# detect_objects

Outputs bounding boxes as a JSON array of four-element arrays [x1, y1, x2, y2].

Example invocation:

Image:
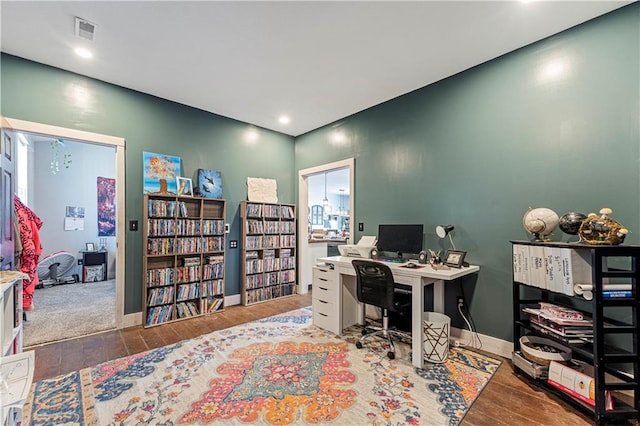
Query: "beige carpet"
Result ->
[[23, 279, 116, 347]]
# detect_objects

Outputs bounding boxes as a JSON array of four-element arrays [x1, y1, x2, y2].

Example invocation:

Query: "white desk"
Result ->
[[314, 256, 480, 368]]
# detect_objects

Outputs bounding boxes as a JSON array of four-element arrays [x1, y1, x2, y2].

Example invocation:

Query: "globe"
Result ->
[[523, 207, 560, 241], [558, 212, 587, 235]]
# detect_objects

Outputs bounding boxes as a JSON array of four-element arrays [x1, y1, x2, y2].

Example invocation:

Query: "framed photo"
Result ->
[[176, 177, 193, 196], [444, 250, 466, 268], [86, 242, 96, 252], [197, 169, 223, 198]]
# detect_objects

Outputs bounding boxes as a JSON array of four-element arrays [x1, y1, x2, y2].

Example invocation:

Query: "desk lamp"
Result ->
[[435, 225, 456, 250]]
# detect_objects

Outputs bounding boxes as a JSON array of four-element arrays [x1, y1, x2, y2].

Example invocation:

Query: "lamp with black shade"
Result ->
[[436, 225, 468, 268]]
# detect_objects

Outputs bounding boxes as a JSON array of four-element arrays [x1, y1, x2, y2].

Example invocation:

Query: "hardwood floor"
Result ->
[[28, 293, 598, 425]]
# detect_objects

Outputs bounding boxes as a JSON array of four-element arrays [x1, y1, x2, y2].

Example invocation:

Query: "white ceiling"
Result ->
[[1, 1, 631, 137]]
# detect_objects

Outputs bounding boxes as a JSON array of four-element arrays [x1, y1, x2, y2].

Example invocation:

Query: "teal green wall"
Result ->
[[1, 54, 295, 314], [295, 4, 639, 341], [2, 4, 637, 343]]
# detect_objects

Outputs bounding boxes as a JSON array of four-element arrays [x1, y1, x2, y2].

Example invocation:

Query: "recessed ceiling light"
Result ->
[[74, 47, 93, 59], [278, 115, 290, 125]]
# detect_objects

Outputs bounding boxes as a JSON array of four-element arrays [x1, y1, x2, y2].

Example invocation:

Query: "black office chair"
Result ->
[[352, 259, 412, 359]]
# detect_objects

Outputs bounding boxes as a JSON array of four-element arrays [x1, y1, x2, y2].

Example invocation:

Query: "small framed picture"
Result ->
[[444, 250, 466, 268], [176, 177, 194, 196], [86, 242, 96, 252]]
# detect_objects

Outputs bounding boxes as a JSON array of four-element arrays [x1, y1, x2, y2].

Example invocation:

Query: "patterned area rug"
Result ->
[[23, 307, 501, 425]]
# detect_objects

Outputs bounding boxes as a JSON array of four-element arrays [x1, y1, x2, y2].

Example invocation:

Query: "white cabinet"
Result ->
[[312, 264, 341, 335], [1, 272, 25, 357]]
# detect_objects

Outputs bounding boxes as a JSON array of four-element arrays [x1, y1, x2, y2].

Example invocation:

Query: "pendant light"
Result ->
[[322, 172, 331, 213]]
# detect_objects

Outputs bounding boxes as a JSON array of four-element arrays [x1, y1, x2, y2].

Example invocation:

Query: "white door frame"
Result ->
[[1, 116, 126, 329], [298, 158, 354, 293]]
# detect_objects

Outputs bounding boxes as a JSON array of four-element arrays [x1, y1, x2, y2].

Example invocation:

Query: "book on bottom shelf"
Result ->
[[547, 361, 613, 410], [206, 297, 224, 313]]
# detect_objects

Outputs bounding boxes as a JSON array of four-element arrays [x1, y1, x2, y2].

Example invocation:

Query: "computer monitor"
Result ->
[[376, 224, 424, 258]]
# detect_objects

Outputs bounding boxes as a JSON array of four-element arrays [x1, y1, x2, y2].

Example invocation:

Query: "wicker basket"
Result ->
[[519, 336, 571, 366]]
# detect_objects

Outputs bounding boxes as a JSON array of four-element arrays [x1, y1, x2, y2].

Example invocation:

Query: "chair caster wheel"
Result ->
[[361, 328, 368, 336], [387, 351, 395, 360], [355, 341, 363, 349]]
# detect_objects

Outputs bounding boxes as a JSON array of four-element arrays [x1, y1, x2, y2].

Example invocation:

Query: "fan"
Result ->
[[36, 251, 78, 287]]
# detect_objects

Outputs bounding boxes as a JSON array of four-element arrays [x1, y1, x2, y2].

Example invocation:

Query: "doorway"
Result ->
[[2, 117, 125, 346], [298, 158, 354, 293]]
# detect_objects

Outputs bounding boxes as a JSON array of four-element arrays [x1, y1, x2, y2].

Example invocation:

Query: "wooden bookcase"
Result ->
[[240, 201, 297, 305], [511, 241, 639, 425], [143, 194, 226, 327]]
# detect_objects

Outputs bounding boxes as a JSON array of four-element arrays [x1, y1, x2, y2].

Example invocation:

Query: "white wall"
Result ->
[[33, 139, 116, 278]]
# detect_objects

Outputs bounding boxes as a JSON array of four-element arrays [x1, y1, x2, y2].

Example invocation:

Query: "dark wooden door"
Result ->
[[1, 128, 15, 271]]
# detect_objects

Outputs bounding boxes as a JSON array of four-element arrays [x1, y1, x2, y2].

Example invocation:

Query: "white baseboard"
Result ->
[[225, 294, 241, 306], [450, 326, 513, 359], [122, 312, 142, 328]]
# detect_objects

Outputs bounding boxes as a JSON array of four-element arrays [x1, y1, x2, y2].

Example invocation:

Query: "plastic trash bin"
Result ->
[[423, 312, 451, 363]]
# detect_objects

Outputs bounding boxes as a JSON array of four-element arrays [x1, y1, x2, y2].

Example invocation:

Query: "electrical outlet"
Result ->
[[457, 296, 464, 306], [449, 338, 461, 347]]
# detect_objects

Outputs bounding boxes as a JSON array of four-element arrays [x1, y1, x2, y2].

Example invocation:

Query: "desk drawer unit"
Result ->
[[312, 265, 340, 334]]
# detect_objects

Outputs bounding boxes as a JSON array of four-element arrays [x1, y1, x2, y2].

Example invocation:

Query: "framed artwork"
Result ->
[[143, 151, 181, 194], [247, 177, 277, 203], [197, 169, 222, 198], [177, 177, 194, 196], [97, 177, 116, 236], [86, 242, 96, 252], [444, 250, 466, 268]]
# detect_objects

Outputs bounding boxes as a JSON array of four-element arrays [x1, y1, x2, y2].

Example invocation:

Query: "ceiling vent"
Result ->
[[74, 17, 97, 42]]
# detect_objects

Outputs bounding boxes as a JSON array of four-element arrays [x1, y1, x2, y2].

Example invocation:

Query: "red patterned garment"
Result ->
[[14, 195, 43, 310]]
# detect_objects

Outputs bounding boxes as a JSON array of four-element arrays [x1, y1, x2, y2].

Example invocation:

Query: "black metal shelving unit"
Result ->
[[511, 241, 639, 425]]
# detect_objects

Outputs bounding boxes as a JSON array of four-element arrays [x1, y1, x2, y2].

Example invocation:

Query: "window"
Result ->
[[15, 133, 30, 203], [310, 205, 324, 226]]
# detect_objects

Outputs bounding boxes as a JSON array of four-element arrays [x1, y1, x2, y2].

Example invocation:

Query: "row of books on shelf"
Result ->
[[148, 286, 175, 306], [203, 279, 224, 296], [146, 296, 225, 326], [147, 236, 224, 255], [246, 249, 293, 258], [245, 271, 296, 289], [245, 236, 296, 249], [147, 219, 224, 237], [203, 262, 224, 280], [201, 219, 225, 235], [146, 305, 173, 325], [177, 283, 200, 301], [148, 199, 193, 218], [245, 283, 296, 304], [147, 263, 225, 286], [245, 204, 295, 219], [206, 297, 224, 313], [176, 301, 199, 318]]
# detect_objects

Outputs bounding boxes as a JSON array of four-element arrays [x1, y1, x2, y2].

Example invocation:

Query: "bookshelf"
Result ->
[[143, 194, 226, 327], [240, 201, 297, 305], [511, 241, 639, 425]]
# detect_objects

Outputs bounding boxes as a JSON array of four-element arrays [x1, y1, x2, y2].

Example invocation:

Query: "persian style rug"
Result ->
[[23, 307, 501, 425]]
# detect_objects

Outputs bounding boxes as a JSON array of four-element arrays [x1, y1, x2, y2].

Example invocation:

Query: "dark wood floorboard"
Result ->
[[27, 293, 622, 425]]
